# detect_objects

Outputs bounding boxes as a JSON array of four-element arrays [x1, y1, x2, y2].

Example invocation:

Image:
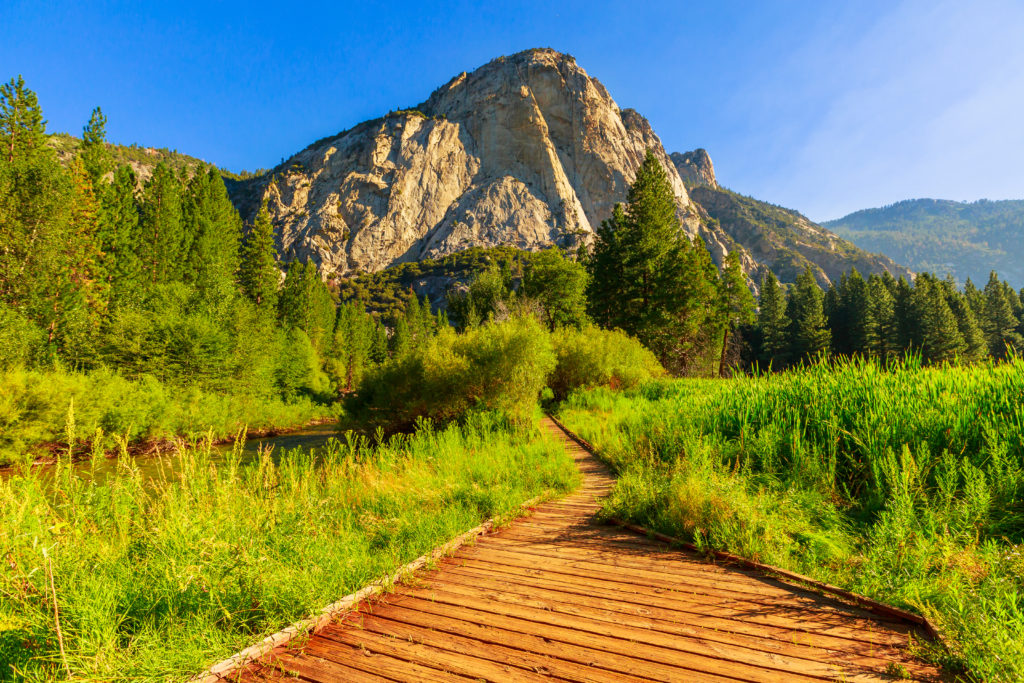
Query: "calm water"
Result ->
[[5, 421, 343, 483]]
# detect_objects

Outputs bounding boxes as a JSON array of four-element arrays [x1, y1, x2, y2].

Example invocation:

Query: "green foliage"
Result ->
[[547, 325, 663, 399], [0, 76, 46, 163], [559, 358, 1024, 681], [239, 200, 280, 312], [278, 260, 338, 351], [756, 271, 787, 367], [826, 198, 1024, 289], [520, 248, 590, 329], [0, 365, 330, 466], [0, 303, 44, 369], [80, 106, 111, 185], [587, 150, 718, 373], [784, 267, 831, 362], [347, 316, 556, 431], [0, 414, 578, 679]]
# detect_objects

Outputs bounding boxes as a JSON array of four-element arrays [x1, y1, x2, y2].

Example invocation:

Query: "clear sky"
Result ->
[[4, 0, 1023, 221]]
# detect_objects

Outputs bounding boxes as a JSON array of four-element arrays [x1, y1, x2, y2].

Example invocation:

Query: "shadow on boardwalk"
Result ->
[[235, 418, 944, 682]]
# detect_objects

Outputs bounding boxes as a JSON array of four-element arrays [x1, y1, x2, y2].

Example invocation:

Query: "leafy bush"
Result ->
[[347, 316, 555, 431], [548, 325, 663, 399], [0, 303, 45, 369]]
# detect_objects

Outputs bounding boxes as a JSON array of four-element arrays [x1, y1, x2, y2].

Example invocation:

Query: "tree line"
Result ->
[[0, 76, 447, 402], [751, 266, 1024, 369], [3, 74, 1019, 400]]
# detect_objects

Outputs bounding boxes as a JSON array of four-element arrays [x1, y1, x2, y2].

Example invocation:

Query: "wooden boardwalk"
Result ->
[[237, 418, 942, 682]]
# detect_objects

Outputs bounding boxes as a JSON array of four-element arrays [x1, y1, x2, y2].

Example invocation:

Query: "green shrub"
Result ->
[[548, 325, 663, 399], [347, 315, 555, 431], [0, 366, 332, 466], [0, 304, 45, 369]]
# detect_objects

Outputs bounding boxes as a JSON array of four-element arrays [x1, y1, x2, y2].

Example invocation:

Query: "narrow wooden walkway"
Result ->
[[238, 418, 942, 682]]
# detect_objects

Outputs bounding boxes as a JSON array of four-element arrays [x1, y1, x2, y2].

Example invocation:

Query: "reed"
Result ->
[[559, 356, 1024, 681]]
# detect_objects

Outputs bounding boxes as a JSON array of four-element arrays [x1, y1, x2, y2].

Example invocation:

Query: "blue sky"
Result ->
[[4, 0, 1023, 220]]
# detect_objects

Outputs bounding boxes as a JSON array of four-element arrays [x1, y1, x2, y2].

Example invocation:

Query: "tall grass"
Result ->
[[0, 410, 578, 680], [559, 357, 1024, 682], [0, 367, 333, 466]]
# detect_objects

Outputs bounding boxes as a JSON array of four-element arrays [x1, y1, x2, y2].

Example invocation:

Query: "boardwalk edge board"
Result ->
[[189, 488, 550, 682], [546, 413, 946, 645]]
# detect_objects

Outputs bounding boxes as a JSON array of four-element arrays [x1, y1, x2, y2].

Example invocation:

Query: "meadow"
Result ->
[[0, 410, 579, 680], [558, 357, 1024, 682]]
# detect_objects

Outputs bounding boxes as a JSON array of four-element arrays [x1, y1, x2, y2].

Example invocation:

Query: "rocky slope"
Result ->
[[227, 48, 907, 286], [227, 49, 741, 276], [670, 149, 717, 188], [670, 150, 912, 287]]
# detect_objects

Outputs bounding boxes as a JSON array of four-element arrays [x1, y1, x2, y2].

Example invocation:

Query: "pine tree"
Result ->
[[181, 168, 241, 311], [0, 76, 46, 163], [0, 78, 78, 355], [756, 271, 787, 368], [369, 319, 389, 364], [839, 268, 876, 356], [278, 260, 335, 350], [964, 278, 986, 320], [138, 162, 183, 284], [98, 166, 144, 303], [893, 277, 917, 352], [330, 301, 375, 392], [982, 271, 1023, 358], [240, 200, 280, 313], [715, 250, 755, 375], [785, 268, 831, 364], [81, 106, 112, 186], [943, 283, 986, 362], [823, 282, 844, 354], [912, 276, 964, 363], [867, 275, 898, 359], [586, 150, 717, 372]]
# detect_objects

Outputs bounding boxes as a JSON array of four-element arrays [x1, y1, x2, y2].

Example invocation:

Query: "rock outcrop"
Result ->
[[674, 149, 912, 287], [229, 49, 702, 276], [227, 49, 910, 287], [670, 149, 716, 188]]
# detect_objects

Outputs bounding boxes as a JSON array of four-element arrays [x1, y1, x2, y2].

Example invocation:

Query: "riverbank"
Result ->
[[0, 366, 337, 468]]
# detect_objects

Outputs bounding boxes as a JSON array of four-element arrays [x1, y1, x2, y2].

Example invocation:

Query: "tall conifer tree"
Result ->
[[757, 271, 788, 368], [240, 200, 280, 313], [586, 150, 717, 372], [785, 268, 831, 364]]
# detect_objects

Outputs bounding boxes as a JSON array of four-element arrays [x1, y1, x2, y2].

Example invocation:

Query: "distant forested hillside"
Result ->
[[825, 199, 1024, 288]]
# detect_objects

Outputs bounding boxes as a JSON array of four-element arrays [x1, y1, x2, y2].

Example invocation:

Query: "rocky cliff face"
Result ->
[[670, 149, 716, 188], [228, 49, 909, 287], [229, 49, 707, 276]]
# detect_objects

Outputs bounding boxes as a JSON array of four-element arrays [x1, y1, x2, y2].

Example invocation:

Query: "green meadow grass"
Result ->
[[558, 357, 1024, 682], [0, 410, 579, 681], [0, 367, 334, 467]]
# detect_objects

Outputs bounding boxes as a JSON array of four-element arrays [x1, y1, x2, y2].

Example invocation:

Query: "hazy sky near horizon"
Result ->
[[4, 0, 1022, 220]]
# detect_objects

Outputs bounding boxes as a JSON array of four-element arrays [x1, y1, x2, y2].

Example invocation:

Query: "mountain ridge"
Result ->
[[824, 198, 1024, 288], [226, 48, 903, 286]]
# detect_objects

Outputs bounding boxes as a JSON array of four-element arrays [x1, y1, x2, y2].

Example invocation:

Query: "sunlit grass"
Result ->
[[0, 410, 579, 680], [559, 357, 1024, 682], [0, 366, 334, 467]]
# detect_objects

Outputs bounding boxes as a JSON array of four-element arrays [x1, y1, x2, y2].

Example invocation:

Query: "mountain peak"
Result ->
[[670, 149, 716, 188]]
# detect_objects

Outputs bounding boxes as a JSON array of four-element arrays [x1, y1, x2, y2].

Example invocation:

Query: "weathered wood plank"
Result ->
[[227, 417, 943, 683]]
